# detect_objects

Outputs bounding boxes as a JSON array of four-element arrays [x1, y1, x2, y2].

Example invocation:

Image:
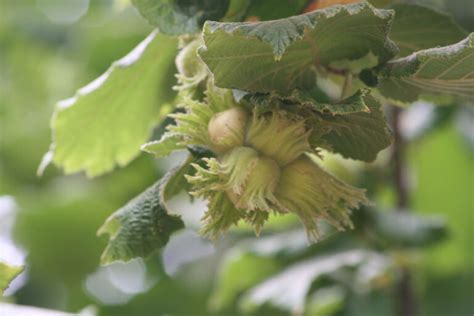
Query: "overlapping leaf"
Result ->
[[240, 250, 387, 314], [377, 33, 474, 104], [199, 2, 398, 93], [49, 32, 177, 177], [132, 0, 230, 35], [98, 165, 187, 264], [313, 94, 392, 161], [250, 91, 391, 162], [389, 4, 467, 57], [281, 88, 371, 115]]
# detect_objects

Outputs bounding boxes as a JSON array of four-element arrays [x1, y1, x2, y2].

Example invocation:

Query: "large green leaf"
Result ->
[[132, 0, 230, 35], [390, 4, 467, 57], [239, 250, 386, 314], [312, 94, 392, 162], [0, 262, 23, 294], [377, 33, 474, 104], [98, 169, 185, 265], [49, 32, 177, 177], [199, 2, 398, 93]]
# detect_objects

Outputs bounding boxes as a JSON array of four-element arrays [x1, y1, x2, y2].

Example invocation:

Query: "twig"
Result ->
[[391, 105, 417, 316]]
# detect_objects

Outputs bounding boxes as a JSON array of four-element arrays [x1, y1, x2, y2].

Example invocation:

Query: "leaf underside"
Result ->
[[199, 2, 398, 93], [377, 33, 474, 104], [389, 4, 467, 58]]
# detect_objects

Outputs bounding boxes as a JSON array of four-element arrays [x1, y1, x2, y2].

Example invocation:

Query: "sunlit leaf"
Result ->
[[49, 32, 177, 177], [0, 262, 23, 294]]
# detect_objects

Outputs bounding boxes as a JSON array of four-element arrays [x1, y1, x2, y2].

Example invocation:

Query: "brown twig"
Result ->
[[391, 105, 417, 316]]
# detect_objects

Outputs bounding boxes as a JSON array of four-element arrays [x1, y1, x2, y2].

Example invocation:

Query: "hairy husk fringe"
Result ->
[[180, 99, 368, 240], [150, 80, 368, 239]]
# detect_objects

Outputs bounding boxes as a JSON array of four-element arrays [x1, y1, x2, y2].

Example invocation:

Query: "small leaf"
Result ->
[[313, 94, 392, 162], [50, 32, 178, 177], [0, 262, 23, 295], [372, 210, 447, 248], [389, 4, 467, 57], [141, 133, 185, 158], [98, 170, 185, 265], [132, 0, 230, 35], [377, 33, 474, 104], [199, 2, 397, 93]]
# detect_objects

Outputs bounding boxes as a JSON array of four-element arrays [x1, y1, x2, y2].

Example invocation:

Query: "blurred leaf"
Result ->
[[209, 252, 281, 312], [199, 3, 397, 93], [221, 0, 252, 22], [50, 32, 177, 177], [0, 262, 23, 294], [304, 0, 362, 12], [371, 209, 447, 247], [377, 33, 474, 104], [98, 171, 185, 265], [409, 124, 474, 273], [305, 286, 345, 316], [0, 303, 90, 316], [239, 250, 380, 314], [131, 0, 230, 35], [246, 0, 307, 20], [389, 4, 467, 57]]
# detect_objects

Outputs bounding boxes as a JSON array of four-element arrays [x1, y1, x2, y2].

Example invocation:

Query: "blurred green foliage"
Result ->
[[0, 1, 473, 316]]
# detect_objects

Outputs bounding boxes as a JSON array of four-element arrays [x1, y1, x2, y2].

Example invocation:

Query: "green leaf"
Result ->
[[239, 250, 381, 314], [132, 0, 230, 35], [199, 2, 398, 93], [98, 170, 185, 265], [49, 32, 177, 177], [141, 133, 185, 158], [0, 262, 23, 294], [377, 33, 474, 104], [312, 94, 392, 162], [389, 4, 467, 58], [209, 253, 281, 312], [245, 0, 307, 21]]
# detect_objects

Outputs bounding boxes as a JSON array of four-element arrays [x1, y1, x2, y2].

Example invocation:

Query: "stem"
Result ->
[[391, 105, 417, 316], [340, 72, 353, 100]]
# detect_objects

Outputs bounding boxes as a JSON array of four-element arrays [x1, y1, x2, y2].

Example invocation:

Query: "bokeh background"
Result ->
[[0, 1, 473, 315]]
